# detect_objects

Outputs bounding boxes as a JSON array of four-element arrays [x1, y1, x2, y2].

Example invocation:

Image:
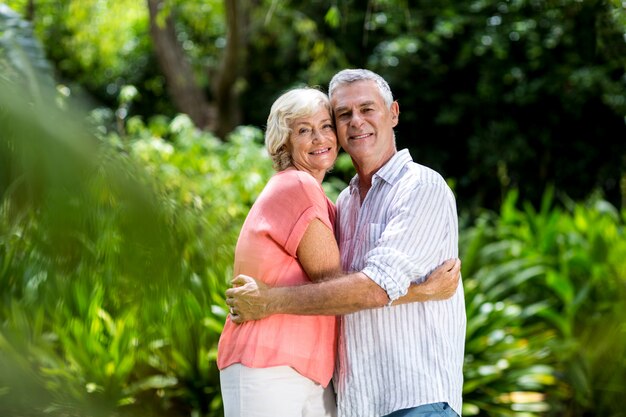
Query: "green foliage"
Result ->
[[0, 68, 273, 415], [319, 0, 626, 210], [5, 0, 625, 210], [461, 188, 626, 416], [2, 2, 626, 416]]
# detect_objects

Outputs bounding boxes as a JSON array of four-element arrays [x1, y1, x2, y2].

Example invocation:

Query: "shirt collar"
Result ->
[[349, 149, 412, 193]]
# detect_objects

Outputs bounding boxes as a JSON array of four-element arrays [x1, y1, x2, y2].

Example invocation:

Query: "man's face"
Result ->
[[331, 80, 399, 170]]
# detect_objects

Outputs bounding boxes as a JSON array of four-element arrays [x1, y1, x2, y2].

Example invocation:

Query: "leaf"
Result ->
[[324, 6, 340, 28]]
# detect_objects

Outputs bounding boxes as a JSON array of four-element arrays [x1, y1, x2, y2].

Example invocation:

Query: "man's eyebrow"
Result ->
[[334, 101, 377, 113]]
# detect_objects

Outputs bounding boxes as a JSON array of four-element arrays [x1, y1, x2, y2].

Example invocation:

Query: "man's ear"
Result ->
[[390, 101, 400, 126]]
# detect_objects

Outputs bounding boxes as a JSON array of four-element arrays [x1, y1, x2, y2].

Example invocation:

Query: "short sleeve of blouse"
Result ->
[[259, 170, 334, 258]]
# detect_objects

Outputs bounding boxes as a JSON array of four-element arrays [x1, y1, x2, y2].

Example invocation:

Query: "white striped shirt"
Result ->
[[334, 149, 466, 417]]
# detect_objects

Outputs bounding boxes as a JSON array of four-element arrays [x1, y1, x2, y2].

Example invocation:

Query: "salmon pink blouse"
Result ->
[[217, 169, 337, 386]]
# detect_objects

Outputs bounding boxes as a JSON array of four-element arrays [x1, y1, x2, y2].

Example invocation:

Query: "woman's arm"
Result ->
[[295, 218, 344, 282]]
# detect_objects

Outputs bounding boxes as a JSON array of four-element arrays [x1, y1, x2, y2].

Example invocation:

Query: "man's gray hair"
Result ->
[[328, 69, 394, 108]]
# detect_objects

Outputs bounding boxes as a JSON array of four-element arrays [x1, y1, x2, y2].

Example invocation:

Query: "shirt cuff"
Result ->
[[361, 263, 407, 304]]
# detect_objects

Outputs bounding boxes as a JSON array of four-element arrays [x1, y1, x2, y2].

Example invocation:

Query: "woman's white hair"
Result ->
[[265, 87, 331, 171]]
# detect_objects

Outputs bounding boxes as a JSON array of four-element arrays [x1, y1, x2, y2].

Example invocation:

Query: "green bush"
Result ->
[[0, 75, 273, 416], [461, 188, 626, 416], [3, 3, 624, 415], [3, 84, 626, 415], [2, 37, 625, 414]]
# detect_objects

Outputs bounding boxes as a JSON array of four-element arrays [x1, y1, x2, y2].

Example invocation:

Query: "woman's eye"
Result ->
[[299, 128, 311, 135]]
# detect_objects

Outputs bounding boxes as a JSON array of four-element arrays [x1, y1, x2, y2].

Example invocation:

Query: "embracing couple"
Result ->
[[217, 69, 466, 417]]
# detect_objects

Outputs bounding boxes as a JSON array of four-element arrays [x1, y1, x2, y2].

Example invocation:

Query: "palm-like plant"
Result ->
[[461, 188, 626, 416]]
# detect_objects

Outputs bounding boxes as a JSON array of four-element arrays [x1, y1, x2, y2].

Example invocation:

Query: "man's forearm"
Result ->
[[265, 272, 389, 316], [226, 260, 460, 323]]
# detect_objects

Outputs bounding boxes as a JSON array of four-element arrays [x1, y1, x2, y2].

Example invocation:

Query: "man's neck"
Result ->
[[354, 150, 397, 185], [354, 150, 397, 203]]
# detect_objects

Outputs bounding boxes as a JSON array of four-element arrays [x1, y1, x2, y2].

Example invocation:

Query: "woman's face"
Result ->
[[288, 107, 338, 182]]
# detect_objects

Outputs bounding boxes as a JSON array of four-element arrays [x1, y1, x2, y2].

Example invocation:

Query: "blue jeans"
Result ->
[[382, 402, 458, 417]]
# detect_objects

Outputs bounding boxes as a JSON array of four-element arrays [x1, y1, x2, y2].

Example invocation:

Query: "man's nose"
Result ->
[[349, 113, 364, 128]]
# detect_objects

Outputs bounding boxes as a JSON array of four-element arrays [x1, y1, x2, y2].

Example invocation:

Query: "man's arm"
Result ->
[[227, 271, 388, 323], [296, 219, 459, 298], [391, 258, 460, 304], [226, 259, 460, 323], [226, 209, 461, 323], [227, 216, 389, 323]]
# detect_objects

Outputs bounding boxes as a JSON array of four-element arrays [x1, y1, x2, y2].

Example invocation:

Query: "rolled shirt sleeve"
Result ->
[[361, 180, 457, 302]]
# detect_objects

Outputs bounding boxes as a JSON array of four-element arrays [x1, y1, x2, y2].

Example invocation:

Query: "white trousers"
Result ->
[[220, 363, 337, 417]]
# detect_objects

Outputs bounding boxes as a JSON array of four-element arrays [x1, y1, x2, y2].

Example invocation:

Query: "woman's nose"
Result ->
[[311, 129, 322, 142]]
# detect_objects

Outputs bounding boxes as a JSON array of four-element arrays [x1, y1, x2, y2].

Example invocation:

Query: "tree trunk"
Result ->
[[26, 0, 35, 21], [147, 0, 215, 131], [211, 0, 250, 138]]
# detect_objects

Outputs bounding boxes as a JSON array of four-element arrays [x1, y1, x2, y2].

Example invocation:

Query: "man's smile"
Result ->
[[350, 133, 373, 140]]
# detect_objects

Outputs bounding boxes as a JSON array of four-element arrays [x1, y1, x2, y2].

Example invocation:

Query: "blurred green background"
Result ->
[[1, 1, 625, 416]]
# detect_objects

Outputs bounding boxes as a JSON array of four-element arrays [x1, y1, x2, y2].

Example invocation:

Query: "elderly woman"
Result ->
[[218, 87, 341, 417], [217, 87, 458, 417]]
